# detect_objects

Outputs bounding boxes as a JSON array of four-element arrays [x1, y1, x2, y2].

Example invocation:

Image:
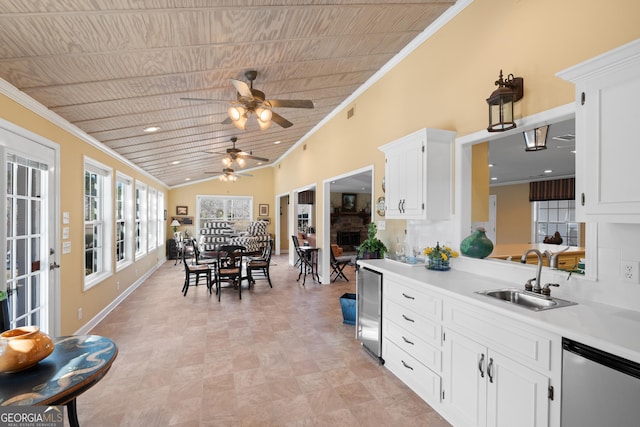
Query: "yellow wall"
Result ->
[[2, 0, 640, 333], [0, 95, 167, 334], [265, 0, 640, 249], [472, 143, 490, 222], [491, 184, 532, 244]]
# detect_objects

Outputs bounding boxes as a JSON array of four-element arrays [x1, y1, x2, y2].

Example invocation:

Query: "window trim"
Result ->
[[135, 182, 148, 259], [84, 156, 113, 290], [115, 171, 134, 272], [148, 187, 157, 250], [196, 195, 253, 235], [157, 191, 165, 251]]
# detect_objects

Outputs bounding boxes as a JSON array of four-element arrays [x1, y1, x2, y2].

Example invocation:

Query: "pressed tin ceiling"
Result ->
[[0, 0, 456, 187]]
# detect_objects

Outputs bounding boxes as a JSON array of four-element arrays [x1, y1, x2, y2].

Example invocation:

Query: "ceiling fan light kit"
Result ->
[[183, 70, 313, 131], [204, 137, 266, 181], [486, 70, 524, 132]]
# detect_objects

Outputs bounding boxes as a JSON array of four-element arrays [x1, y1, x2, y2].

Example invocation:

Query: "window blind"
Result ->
[[529, 177, 575, 201]]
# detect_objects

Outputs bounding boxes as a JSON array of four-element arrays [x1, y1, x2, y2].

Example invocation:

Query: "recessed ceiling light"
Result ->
[[185, 177, 191, 181], [544, 169, 553, 174], [274, 140, 281, 144], [143, 126, 160, 133], [489, 163, 494, 168], [491, 177, 498, 181], [552, 133, 575, 141], [171, 160, 181, 165]]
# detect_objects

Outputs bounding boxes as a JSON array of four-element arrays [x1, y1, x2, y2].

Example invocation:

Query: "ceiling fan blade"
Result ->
[[270, 111, 293, 128], [180, 97, 227, 103], [237, 172, 253, 177], [203, 150, 227, 155], [242, 154, 269, 162], [204, 171, 225, 174], [266, 99, 314, 109], [230, 79, 253, 98], [221, 117, 232, 125], [235, 151, 268, 162]]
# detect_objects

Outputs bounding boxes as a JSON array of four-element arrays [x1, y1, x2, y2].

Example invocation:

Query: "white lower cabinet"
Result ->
[[382, 277, 443, 404], [442, 328, 550, 427], [379, 275, 560, 427]]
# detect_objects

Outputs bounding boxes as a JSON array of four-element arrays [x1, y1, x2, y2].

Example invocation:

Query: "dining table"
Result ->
[[0, 334, 118, 427]]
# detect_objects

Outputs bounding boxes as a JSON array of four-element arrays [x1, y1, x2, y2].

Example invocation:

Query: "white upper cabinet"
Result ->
[[379, 128, 455, 220], [558, 39, 640, 223]]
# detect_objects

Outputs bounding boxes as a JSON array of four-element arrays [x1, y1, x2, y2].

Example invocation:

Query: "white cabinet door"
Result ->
[[443, 329, 550, 427], [380, 128, 454, 220], [443, 329, 487, 427], [383, 134, 424, 218], [559, 39, 640, 222], [486, 351, 550, 427]]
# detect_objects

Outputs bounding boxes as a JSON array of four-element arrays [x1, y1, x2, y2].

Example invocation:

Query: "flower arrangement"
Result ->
[[424, 242, 458, 271]]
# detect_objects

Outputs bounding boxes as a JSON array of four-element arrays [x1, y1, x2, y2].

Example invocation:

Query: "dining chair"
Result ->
[[330, 249, 352, 282], [194, 239, 217, 267], [247, 240, 273, 288], [291, 235, 305, 268], [181, 242, 212, 296], [215, 245, 245, 301]]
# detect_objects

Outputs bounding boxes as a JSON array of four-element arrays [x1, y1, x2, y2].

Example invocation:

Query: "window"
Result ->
[[533, 200, 579, 246], [84, 157, 113, 289], [115, 172, 133, 270], [135, 182, 147, 258], [157, 191, 165, 248], [197, 196, 252, 232], [148, 187, 157, 250]]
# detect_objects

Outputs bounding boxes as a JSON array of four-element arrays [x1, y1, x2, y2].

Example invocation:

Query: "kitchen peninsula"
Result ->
[[489, 243, 584, 270], [358, 257, 640, 427]]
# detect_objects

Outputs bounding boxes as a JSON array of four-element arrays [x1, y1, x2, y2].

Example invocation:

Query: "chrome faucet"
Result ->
[[521, 249, 543, 293], [543, 246, 569, 269]]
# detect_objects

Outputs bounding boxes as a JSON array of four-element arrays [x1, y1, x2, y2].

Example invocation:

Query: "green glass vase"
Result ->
[[460, 228, 494, 259]]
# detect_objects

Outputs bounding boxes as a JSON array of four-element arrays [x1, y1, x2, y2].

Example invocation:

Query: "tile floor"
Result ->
[[78, 254, 452, 426]]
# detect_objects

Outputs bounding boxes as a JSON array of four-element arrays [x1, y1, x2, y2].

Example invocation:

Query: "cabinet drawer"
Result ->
[[385, 299, 441, 346], [385, 277, 442, 321], [383, 338, 441, 404], [443, 300, 553, 372], [384, 319, 442, 372]]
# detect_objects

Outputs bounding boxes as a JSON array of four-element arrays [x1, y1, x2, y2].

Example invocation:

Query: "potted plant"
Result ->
[[358, 223, 388, 259]]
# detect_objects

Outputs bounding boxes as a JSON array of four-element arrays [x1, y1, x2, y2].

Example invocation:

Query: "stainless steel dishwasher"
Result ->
[[562, 337, 640, 426], [356, 267, 384, 363]]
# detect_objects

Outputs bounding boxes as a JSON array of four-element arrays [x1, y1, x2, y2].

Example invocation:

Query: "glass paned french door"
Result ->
[[1, 123, 58, 335]]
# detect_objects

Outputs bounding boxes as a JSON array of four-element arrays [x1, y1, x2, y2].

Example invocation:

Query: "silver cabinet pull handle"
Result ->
[[488, 357, 494, 383], [402, 293, 415, 300], [401, 360, 414, 371], [402, 314, 415, 323], [478, 353, 485, 378], [402, 336, 414, 345]]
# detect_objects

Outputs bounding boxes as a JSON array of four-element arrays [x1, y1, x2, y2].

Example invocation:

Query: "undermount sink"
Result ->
[[475, 288, 577, 311]]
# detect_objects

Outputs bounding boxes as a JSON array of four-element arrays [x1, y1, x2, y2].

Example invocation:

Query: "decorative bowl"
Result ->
[[0, 326, 55, 373]]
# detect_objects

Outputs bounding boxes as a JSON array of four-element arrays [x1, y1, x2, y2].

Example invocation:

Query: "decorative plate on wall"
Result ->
[[376, 196, 386, 216]]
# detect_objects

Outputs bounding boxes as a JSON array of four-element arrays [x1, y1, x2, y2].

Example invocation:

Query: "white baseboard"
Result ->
[[73, 259, 165, 335]]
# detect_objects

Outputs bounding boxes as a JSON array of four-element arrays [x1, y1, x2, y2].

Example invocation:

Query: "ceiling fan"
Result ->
[[181, 70, 314, 129], [204, 167, 252, 182], [204, 137, 268, 168]]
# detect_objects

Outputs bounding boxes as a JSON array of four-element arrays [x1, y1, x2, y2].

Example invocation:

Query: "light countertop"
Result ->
[[358, 258, 640, 364], [489, 243, 585, 260]]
